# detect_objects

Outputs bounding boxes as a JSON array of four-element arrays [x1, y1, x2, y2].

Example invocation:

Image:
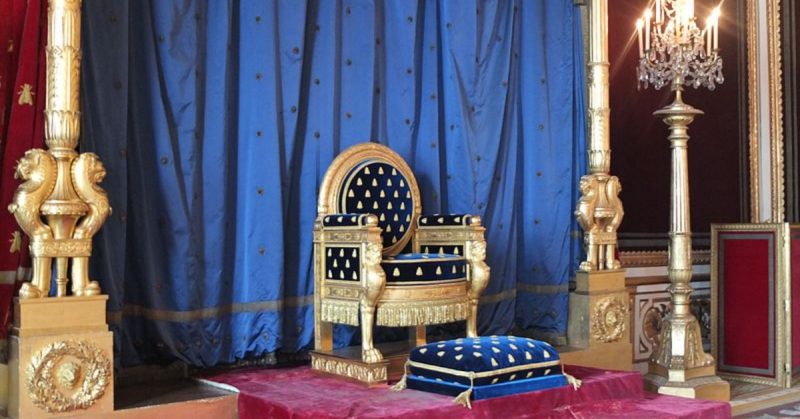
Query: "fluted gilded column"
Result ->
[[642, 83, 730, 401], [574, 0, 624, 272], [6, 2, 115, 416], [563, 0, 632, 372], [8, 0, 110, 299], [39, 0, 89, 298]]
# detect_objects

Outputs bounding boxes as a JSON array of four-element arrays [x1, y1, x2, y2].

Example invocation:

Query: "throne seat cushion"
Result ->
[[381, 253, 465, 283], [404, 336, 569, 403]]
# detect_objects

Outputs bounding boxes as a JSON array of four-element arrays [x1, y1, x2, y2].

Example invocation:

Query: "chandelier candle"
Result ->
[[637, 0, 730, 401]]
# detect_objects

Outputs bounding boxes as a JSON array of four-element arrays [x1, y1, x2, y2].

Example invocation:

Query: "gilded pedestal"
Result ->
[[8, 296, 113, 418], [562, 270, 632, 371]]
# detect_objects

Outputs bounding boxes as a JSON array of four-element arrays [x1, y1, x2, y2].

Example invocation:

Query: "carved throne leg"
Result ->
[[360, 301, 383, 363], [466, 298, 479, 338], [466, 240, 490, 338], [361, 241, 385, 363], [409, 325, 426, 347]]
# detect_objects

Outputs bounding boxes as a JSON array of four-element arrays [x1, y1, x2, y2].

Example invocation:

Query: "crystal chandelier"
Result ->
[[636, 0, 723, 91]]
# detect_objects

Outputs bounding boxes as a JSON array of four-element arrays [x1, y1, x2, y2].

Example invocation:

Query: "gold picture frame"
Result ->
[[747, 0, 785, 223], [710, 223, 797, 388]]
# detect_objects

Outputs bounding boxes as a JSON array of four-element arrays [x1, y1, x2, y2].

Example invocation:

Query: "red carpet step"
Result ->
[[203, 365, 730, 418]]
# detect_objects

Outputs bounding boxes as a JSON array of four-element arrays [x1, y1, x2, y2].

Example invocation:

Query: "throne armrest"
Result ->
[[414, 214, 483, 256], [414, 214, 489, 337], [321, 213, 375, 228], [418, 214, 474, 228]]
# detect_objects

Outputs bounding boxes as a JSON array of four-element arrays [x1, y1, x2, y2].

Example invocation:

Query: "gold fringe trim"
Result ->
[[376, 301, 468, 327], [320, 300, 360, 326]]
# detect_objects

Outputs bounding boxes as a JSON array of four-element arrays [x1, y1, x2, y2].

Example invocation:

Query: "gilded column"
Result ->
[[8, 0, 110, 299], [574, 0, 624, 272], [40, 0, 88, 298], [6, 2, 115, 416], [563, 0, 632, 372], [643, 85, 730, 401]]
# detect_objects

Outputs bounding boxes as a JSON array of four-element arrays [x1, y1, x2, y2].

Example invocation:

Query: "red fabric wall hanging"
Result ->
[[0, 0, 47, 348]]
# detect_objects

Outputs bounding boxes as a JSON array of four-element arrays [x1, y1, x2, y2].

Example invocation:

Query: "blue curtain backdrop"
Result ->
[[79, 0, 586, 367]]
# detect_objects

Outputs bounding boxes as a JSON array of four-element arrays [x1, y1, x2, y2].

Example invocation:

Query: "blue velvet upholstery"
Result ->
[[408, 336, 563, 386], [339, 161, 413, 249], [407, 372, 568, 401], [420, 245, 465, 257], [381, 253, 465, 283], [322, 213, 372, 227], [418, 214, 473, 227], [404, 336, 568, 402], [325, 246, 361, 281]]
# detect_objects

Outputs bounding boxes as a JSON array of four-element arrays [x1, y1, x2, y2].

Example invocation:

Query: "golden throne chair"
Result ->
[[311, 143, 490, 385]]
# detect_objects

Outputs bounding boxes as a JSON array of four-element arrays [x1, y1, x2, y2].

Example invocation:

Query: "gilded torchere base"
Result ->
[[644, 370, 731, 401], [643, 314, 730, 401]]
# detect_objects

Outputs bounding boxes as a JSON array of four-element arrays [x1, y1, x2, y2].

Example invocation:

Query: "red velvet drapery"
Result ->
[[0, 0, 47, 349]]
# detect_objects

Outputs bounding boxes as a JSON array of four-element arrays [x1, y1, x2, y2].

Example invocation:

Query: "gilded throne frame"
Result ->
[[310, 143, 490, 384]]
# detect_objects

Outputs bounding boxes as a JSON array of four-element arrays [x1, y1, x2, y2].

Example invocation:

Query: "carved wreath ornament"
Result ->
[[26, 340, 111, 413], [591, 297, 627, 343]]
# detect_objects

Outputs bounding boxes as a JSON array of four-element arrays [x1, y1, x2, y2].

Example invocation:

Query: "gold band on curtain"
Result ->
[[479, 283, 571, 305], [107, 295, 315, 323]]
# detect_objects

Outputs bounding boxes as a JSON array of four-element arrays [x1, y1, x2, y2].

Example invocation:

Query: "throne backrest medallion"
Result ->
[[319, 143, 421, 256]]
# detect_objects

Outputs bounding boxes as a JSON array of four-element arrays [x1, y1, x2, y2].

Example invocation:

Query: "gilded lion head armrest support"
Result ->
[[415, 214, 490, 337], [312, 143, 491, 384]]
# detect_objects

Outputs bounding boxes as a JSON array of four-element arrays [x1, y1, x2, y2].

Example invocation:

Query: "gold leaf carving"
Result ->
[[591, 297, 627, 343]]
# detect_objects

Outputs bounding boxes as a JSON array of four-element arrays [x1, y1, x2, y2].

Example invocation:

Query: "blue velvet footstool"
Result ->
[[392, 336, 580, 408]]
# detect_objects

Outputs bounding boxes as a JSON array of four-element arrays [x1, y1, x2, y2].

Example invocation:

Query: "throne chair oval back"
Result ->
[[312, 142, 491, 384]]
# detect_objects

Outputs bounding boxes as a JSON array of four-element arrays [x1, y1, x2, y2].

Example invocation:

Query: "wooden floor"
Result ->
[[115, 378, 238, 418], [730, 381, 800, 417]]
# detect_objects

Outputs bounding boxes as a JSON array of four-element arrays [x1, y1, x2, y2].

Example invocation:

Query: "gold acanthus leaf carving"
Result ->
[[26, 340, 111, 413], [311, 355, 387, 384]]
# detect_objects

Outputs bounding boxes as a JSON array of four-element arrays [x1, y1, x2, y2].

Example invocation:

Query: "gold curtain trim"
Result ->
[[320, 300, 360, 326], [106, 295, 314, 323], [479, 283, 570, 305], [517, 283, 570, 294], [407, 359, 562, 379], [480, 289, 517, 305], [376, 301, 467, 327]]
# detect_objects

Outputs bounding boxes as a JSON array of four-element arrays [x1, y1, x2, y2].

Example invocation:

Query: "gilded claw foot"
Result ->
[[579, 261, 595, 272], [19, 283, 44, 299], [362, 348, 384, 364], [75, 281, 101, 297]]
